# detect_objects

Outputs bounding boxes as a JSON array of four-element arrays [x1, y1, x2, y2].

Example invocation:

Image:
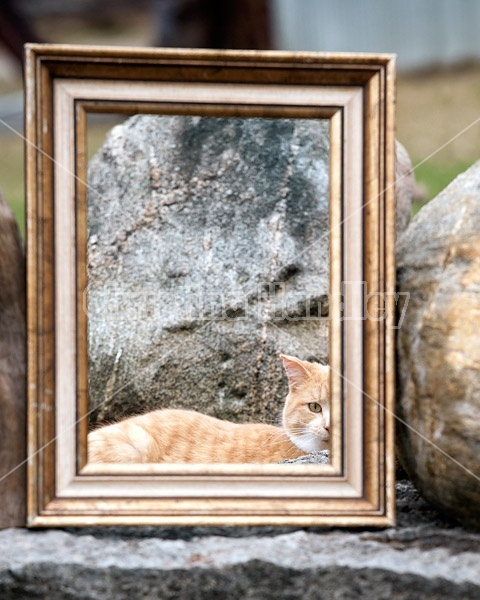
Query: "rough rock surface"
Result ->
[[87, 115, 330, 425], [395, 141, 415, 235], [282, 450, 330, 464], [396, 160, 480, 529], [1, 480, 479, 599], [0, 188, 26, 527]]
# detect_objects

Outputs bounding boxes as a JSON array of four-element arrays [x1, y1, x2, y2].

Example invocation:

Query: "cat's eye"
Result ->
[[308, 402, 322, 413]]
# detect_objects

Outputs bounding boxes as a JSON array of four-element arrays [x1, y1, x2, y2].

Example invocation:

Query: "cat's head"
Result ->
[[281, 354, 330, 453]]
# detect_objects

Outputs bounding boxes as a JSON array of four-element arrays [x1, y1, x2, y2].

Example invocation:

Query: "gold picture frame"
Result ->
[[25, 44, 396, 527]]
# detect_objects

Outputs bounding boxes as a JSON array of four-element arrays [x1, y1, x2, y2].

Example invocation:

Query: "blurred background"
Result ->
[[0, 0, 479, 236]]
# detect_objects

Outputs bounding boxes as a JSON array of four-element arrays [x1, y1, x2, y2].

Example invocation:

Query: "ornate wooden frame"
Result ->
[[25, 44, 396, 527]]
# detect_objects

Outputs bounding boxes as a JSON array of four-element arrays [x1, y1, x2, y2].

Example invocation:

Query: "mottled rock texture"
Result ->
[[396, 160, 480, 529], [282, 450, 329, 464], [395, 141, 415, 235], [1, 480, 479, 599], [0, 188, 25, 527], [87, 115, 330, 426]]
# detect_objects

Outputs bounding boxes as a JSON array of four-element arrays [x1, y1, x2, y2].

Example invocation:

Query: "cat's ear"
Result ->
[[280, 355, 311, 389]]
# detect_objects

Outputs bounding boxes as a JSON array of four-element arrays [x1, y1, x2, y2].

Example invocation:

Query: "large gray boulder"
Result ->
[[396, 160, 480, 529], [87, 115, 330, 425]]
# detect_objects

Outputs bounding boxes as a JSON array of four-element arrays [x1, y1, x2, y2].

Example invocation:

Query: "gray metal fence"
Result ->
[[272, 0, 480, 71]]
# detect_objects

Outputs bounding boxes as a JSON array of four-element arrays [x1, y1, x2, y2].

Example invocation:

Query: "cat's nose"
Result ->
[[325, 425, 329, 432]]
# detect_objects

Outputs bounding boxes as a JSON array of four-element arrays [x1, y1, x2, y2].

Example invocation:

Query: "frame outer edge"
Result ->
[[25, 47, 397, 527], [385, 55, 397, 525], [20, 43, 397, 66], [24, 42, 38, 525]]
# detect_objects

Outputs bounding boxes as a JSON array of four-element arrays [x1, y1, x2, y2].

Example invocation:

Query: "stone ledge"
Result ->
[[1, 481, 479, 599]]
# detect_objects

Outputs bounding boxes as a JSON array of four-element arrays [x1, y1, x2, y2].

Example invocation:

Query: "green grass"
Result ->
[[0, 133, 24, 237], [412, 159, 474, 215]]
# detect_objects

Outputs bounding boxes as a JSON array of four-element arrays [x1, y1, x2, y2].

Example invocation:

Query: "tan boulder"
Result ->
[[0, 188, 26, 528], [396, 160, 480, 528]]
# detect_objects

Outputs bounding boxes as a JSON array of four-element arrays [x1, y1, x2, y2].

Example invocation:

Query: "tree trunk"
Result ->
[[0, 189, 26, 528], [153, 0, 272, 50], [0, 0, 41, 68]]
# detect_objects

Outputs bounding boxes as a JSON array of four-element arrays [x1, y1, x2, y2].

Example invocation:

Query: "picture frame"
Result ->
[[25, 44, 396, 527]]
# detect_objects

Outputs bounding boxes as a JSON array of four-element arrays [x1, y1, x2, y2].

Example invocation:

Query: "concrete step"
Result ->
[[0, 480, 479, 599]]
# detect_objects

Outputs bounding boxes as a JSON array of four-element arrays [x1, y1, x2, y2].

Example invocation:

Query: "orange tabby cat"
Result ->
[[88, 355, 330, 464]]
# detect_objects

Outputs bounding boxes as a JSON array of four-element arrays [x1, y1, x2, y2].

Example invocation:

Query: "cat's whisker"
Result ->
[[261, 433, 295, 447], [264, 431, 288, 440]]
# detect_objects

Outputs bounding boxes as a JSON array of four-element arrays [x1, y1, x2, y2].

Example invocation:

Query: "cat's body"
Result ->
[[88, 408, 306, 463], [88, 355, 330, 464]]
